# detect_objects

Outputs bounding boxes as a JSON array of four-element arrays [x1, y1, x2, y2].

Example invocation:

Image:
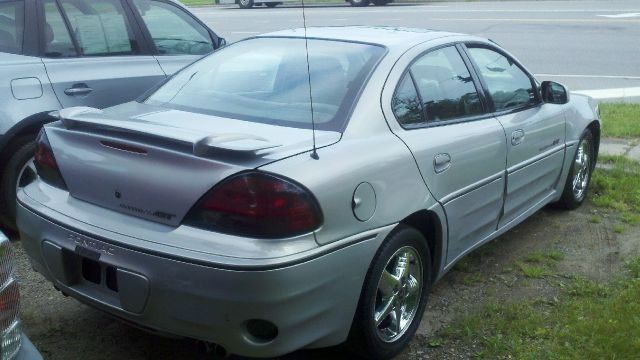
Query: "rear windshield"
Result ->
[[144, 37, 385, 131], [0, 1, 24, 55]]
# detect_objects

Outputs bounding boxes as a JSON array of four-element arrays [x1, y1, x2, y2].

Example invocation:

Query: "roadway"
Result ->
[[191, 0, 640, 100]]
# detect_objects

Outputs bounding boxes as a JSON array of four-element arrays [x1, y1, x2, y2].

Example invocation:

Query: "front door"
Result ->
[[464, 45, 566, 227], [129, 0, 215, 75], [388, 45, 507, 264], [39, 0, 165, 108]]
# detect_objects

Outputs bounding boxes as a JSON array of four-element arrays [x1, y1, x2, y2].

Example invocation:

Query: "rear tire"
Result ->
[[238, 0, 254, 9], [556, 129, 595, 210], [349, 0, 370, 6], [347, 225, 431, 360], [0, 138, 37, 231]]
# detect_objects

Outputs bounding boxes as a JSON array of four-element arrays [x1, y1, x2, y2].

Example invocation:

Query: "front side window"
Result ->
[[409, 46, 483, 123], [467, 46, 537, 112], [145, 38, 385, 131], [58, 0, 138, 56], [0, 0, 24, 55], [132, 0, 213, 55]]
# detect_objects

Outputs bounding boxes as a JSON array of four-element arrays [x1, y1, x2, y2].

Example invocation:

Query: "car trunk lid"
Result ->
[[45, 102, 340, 227]]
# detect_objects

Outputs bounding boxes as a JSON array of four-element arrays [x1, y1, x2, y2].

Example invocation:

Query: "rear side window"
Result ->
[[43, 0, 77, 57], [132, 0, 213, 55], [409, 46, 483, 123], [467, 46, 537, 112], [392, 74, 423, 126], [57, 0, 139, 56], [0, 1, 24, 55]]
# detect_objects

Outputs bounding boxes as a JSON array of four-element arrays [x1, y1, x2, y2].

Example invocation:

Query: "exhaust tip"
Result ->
[[196, 341, 230, 359]]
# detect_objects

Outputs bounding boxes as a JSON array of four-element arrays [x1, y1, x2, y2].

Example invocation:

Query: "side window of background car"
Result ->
[[56, 0, 139, 56], [467, 47, 536, 112], [42, 0, 77, 57], [409, 46, 483, 123], [392, 74, 424, 126], [132, 0, 213, 56], [0, 0, 24, 55]]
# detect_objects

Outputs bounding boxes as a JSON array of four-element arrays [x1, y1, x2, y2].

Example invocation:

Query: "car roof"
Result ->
[[257, 26, 464, 51]]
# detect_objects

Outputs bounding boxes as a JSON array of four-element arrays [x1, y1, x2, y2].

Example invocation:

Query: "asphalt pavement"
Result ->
[[190, 0, 640, 100]]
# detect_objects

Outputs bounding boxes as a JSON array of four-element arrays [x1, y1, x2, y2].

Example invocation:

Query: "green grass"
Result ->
[[600, 103, 640, 138], [591, 155, 640, 224], [445, 257, 640, 359], [516, 261, 551, 279], [180, 0, 216, 5]]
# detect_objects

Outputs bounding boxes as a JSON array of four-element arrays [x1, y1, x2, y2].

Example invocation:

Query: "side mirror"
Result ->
[[218, 37, 227, 49], [541, 81, 569, 104]]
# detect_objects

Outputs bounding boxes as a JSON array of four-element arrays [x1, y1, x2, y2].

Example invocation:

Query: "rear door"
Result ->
[[387, 44, 507, 264], [128, 0, 216, 75], [464, 44, 566, 227], [39, 0, 166, 108]]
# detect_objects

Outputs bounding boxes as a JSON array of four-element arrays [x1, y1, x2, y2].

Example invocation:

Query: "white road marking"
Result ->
[[598, 12, 640, 18], [536, 74, 640, 80], [573, 87, 640, 100], [429, 18, 640, 23]]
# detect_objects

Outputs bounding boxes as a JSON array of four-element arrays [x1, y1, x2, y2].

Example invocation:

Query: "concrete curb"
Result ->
[[599, 138, 640, 161]]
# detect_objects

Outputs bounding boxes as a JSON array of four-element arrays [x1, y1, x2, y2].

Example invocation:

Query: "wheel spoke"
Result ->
[[396, 252, 411, 280], [389, 307, 402, 335], [379, 269, 400, 297], [406, 275, 420, 297], [375, 294, 396, 326]]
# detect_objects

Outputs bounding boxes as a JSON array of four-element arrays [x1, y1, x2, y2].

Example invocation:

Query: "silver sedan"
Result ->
[[17, 27, 599, 359]]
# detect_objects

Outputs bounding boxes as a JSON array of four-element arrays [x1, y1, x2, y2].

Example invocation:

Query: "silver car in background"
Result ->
[[17, 27, 599, 359], [0, 231, 43, 360], [0, 0, 224, 232]]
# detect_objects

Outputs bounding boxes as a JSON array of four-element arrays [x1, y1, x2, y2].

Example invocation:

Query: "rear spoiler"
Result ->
[[56, 107, 282, 156]]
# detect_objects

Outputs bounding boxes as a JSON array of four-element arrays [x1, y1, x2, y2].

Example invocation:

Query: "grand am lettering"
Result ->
[[118, 203, 176, 221]]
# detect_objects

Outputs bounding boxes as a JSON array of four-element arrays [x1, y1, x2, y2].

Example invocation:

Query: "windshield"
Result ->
[[145, 37, 385, 131]]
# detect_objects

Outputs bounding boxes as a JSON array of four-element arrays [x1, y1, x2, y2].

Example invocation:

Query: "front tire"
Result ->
[[557, 129, 595, 210], [0, 139, 37, 230], [238, 0, 254, 9], [348, 225, 431, 360], [349, 0, 370, 7]]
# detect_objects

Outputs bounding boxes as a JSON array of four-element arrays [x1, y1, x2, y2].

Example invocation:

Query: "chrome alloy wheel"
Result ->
[[374, 246, 423, 343], [572, 139, 592, 200], [16, 156, 37, 194]]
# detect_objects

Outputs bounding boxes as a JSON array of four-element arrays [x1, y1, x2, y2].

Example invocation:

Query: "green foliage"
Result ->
[[600, 103, 640, 138], [591, 156, 640, 225], [445, 258, 640, 359]]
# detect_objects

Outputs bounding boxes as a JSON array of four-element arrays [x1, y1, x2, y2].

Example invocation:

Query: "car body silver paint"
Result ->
[[42, 56, 166, 109], [0, 53, 60, 135], [17, 27, 600, 357], [17, 200, 393, 357]]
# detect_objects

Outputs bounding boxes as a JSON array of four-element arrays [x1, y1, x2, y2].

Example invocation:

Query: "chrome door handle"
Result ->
[[511, 129, 525, 146], [433, 153, 451, 174], [64, 85, 93, 96]]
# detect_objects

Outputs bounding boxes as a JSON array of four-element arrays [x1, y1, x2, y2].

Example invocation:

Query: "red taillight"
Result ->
[[184, 172, 323, 239], [34, 130, 67, 189]]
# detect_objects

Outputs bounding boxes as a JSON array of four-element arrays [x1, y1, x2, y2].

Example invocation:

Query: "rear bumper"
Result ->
[[17, 197, 391, 358], [16, 334, 43, 360]]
